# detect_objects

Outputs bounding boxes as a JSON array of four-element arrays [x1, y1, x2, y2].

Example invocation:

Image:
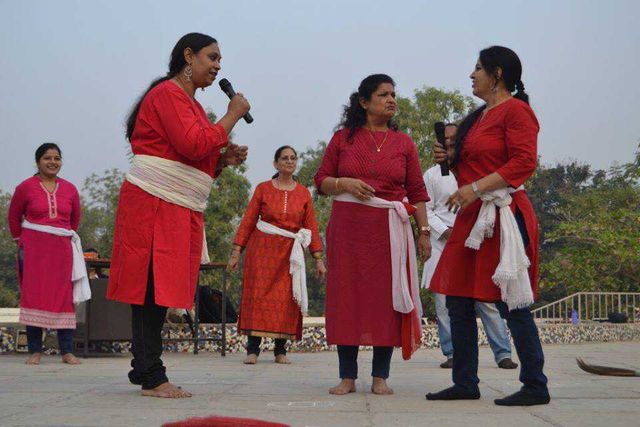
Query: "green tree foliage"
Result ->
[[0, 191, 19, 306], [77, 168, 124, 258], [537, 146, 640, 299], [395, 86, 476, 167]]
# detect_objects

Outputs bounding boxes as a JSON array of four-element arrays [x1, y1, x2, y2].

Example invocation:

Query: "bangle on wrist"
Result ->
[[471, 181, 482, 197], [335, 177, 340, 192]]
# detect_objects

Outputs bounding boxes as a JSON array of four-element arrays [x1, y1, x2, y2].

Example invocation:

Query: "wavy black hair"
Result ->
[[125, 33, 217, 141], [339, 74, 398, 142], [453, 46, 529, 166]]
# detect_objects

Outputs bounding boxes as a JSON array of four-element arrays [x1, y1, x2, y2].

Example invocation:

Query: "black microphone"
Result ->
[[218, 78, 254, 124], [434, 122, 449, 176]]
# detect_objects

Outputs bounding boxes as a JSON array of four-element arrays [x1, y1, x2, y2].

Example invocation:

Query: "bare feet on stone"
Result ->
[[243, 354, 258, 364], [371, 377, 394, 395], [25, 353, 42, 365], [329, 379, 356, 395], [62, 353, 82, 365], [274, 354, 291, 364], [141, 382, 192, 398]]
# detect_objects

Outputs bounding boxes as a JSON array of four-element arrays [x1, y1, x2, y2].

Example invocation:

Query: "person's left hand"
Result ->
[[224, 144, 249, 166], [417, 234, 431, 262], [446, 184, 478, 213], [315, 259, 326, 279]]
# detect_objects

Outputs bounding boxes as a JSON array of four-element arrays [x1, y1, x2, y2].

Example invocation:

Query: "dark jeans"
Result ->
[[337, 345, 393, 380], [128, 262, 169, 390], [26, 326, 74, 355], [246, 336, 287, 356], [446, 296, 549, 397]]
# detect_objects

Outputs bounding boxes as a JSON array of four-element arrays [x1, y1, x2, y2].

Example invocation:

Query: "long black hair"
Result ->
[[339, 74, 398, 142], [453, 46, 529, 166], [35, 143, 62, 163], [125, 32, 217, 141], [272, 145, 298, 179]]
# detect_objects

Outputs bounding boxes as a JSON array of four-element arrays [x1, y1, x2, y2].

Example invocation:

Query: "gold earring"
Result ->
[[184, 64, 193, 81]]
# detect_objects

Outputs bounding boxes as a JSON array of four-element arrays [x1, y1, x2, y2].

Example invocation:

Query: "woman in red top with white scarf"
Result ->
[[8, 143, 87, 366], [427, 46, 550, 406], [107, 33, 250, 398], [315, 74, 431, 396]]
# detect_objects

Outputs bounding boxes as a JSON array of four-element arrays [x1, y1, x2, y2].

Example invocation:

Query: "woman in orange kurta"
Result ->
[[107, 33, 250, 398], [228, 146, 325, 364]]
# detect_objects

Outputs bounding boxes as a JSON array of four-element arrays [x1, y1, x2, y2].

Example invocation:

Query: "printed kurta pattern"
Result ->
[[314, 128, 429, 347], [234, 181, 322, 340]]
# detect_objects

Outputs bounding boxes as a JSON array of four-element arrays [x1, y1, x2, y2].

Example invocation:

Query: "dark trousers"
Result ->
[[128, 262, 168, 390], [26, 326, 74, 355], [446, 296, 549, 397], [246, 336, 287, 356], [337, 345, 393, 379]]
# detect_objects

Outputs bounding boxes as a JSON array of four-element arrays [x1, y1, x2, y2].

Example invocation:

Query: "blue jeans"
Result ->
[[435, 293, 511, 363], [446, 296, 549, 396], [26, 326, 74, 355], [337, 345, 393, 379]]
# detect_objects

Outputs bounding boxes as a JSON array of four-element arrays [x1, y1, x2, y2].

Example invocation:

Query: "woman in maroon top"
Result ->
[[315, 74, 431, 396], [427, 46, 550, 406]]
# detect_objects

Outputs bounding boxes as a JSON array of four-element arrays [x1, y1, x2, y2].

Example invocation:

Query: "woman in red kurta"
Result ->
[[8, 143, 82, 365], [107, 33, 250, 399], [427, 46, 550, 406], [314, 74, 431, 395], [228, 146, 325, 364]]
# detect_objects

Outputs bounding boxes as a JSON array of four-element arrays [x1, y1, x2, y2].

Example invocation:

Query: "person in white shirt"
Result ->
[[422, 123, 517, 370]]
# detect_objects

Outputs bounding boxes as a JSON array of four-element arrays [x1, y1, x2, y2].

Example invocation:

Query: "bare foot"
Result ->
[[141, 382, 192, 398], [371, 377, 394, 395], [329, 379, 356, 395], [62, 353, 82, 365], [25, 353, 42, 365], [274, 354, 291, 364], [243, 354, 258, 364]]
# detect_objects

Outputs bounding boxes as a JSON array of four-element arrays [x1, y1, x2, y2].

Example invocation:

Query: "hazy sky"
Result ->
[[1, 0, 639, 194]]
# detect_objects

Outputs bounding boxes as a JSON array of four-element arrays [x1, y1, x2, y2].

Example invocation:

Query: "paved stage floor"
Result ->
[[0, 341, 638, 427]]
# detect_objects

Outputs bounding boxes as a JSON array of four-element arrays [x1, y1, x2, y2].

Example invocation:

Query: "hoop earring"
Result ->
[[184, 64, 193, 82]]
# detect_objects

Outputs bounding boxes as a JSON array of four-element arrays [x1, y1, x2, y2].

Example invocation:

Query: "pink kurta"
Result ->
[[314, 128, 429, 348], [233, 181, 323, 340], [8, 176, 81, 329]]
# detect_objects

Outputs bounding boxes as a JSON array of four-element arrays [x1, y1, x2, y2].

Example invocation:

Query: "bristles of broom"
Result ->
[[576, 358, 640, 377]]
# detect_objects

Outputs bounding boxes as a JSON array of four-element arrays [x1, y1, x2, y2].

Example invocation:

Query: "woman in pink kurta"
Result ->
[[314, 74, 431, 395], [8, 143, 82, 365]]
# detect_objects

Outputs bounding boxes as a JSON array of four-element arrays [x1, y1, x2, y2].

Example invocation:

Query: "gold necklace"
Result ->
[[367, 128, 390, 152]]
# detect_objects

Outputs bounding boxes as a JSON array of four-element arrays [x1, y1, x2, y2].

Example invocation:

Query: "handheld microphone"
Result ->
[[218, 78, 254, 124], [434, 122, 449, 176]]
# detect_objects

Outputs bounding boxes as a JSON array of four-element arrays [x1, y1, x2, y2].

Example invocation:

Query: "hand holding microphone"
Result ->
[[219, 78, 253, 123], [434, 122, 449, 176]]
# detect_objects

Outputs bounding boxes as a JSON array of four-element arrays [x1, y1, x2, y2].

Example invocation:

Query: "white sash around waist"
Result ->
[[334, 193, 422, 318], [256, 219, 312, 315], [464, 185, 533, 310], [21, 220, 91, 304], [126, 154, 213, 263]]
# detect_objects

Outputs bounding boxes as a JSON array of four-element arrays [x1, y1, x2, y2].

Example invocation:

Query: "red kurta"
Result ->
[[314, 128, 429, 348], [233, 181, 323, 340], [430, 98, 540, 301], [8, 176, 81, 329], [107, 80, 228, 309]]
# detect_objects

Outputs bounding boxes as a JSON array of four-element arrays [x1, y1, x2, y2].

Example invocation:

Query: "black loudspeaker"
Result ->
[[75, 278, 132, 341]]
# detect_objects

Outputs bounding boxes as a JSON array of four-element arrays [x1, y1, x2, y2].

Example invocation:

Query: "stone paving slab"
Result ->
[[0, 342, 638, 427]]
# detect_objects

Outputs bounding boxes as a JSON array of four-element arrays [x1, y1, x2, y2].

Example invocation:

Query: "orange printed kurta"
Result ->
[[233, 181, 323, 340]]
